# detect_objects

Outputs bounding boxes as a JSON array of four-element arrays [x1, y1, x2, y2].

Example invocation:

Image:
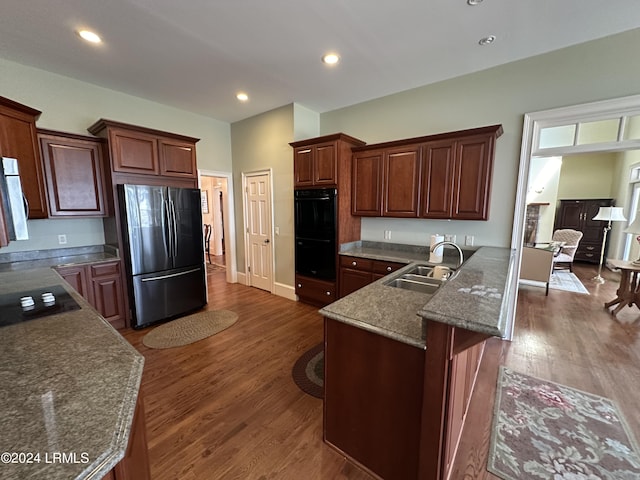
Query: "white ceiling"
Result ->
[[2, 0, 640, 124]]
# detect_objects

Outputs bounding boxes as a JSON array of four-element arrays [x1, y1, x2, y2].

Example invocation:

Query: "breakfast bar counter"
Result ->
[[0, 267, 145, 480], [320, 245, 515, 480]]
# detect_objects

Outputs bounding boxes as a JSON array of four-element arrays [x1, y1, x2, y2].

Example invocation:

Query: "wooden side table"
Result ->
[[605, 259, 640, 316]]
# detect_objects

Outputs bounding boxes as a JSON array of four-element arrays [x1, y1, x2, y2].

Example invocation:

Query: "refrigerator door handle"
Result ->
[[169, 199, 178, 258], [140, 267, 201, 282], [163, 198, 173, 258]]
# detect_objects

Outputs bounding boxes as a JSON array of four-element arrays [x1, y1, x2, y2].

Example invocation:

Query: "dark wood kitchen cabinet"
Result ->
[[292, 133, 365, 188], [55, 259, 126, 329], [554, 198, 613, 264], [291, 133, 366, 307], [0, 96, 49, 219], [88, 119, 199, 181], [351, 145, 422, 217], [338, 255, 404, 298], [38, 129, 111, 217], [352, 125, 502, 220]]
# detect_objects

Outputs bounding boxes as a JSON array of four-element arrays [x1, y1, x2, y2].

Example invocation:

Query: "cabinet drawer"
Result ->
[[90, 261, 120, 278], [372, 260, 404, 275], [340, 256, 373, 271], [295, 274, 336, 306]]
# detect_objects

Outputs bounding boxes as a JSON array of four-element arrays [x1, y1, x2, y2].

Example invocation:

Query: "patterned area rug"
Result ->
[[291, 343, 324, 399], [488, 367, 640, 479], [142, 310, 238, 349], [549, 271, 589, 294]]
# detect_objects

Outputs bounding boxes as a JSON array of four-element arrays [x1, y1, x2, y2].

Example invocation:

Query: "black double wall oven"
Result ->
[[294, 188, 337, 281]]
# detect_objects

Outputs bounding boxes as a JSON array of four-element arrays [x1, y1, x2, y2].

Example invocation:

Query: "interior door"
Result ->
[[245, 173, 273, 292]]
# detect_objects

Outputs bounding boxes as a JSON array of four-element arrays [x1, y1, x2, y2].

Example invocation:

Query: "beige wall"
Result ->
[[0, 57, 232, 253], [231, 105, 295, 286], [557, 153, 619, 199], [320, 28, 640, 248]]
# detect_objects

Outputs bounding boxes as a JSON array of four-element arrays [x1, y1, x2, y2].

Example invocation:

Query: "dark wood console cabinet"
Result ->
[[554, 198, 614, 264], [352, 125, 503, 220]]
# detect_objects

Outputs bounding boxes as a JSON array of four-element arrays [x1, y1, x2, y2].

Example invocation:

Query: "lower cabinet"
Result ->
[[295, 274, 336, 307], [338, 255, 404, 298], [102, 390, 151, 480], [55, 259, 127, 329]]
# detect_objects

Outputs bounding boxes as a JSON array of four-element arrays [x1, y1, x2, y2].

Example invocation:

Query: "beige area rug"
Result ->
[[142, 310, 238, 349], [549, 271, 590, 294]]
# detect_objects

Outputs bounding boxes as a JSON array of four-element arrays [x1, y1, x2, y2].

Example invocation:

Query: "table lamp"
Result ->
[[592, 206, 627, 283], [624, 214, 640, 266]]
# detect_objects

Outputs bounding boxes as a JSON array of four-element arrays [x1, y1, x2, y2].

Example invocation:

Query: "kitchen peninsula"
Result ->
[[320, 244, 515, 480], [0, 267, 147, 480]]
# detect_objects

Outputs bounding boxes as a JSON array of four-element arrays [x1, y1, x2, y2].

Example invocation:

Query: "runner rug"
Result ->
[[488, 367, 640, 479]]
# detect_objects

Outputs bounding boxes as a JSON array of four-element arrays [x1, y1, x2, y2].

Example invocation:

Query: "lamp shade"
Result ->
[[592, 206, 627, 222], [625, 214, 640, 233]]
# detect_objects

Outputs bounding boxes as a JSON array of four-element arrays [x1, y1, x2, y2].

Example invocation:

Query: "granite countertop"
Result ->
[[321, 244, 515, 349], [0, 268, 144, 480], [0, 245, 119, 272]]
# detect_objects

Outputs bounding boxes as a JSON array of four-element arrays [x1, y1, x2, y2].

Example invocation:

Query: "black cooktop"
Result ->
[[0, 284, 81, 327]]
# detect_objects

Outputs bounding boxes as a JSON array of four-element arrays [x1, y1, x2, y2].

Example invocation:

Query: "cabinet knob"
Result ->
[[326, 291, 332, 296], [586, 246, 595, 250], [297, 283, 302, 288], [352, 261, 357, 266], [386, 266, 392, 272]]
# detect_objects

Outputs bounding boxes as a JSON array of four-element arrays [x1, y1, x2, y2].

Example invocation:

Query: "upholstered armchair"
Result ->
[[551, 229, 584, 272]]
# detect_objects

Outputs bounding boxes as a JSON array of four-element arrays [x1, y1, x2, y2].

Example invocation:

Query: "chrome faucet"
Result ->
[[430, 241, 464, 268]]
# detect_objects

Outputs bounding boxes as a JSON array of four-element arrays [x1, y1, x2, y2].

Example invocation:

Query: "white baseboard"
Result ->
[[273, 282, 297, 301], [236, 272, 247, 285]]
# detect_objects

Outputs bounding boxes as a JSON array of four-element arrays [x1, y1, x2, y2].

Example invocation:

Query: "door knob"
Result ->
[[264, 239, 270, 244]]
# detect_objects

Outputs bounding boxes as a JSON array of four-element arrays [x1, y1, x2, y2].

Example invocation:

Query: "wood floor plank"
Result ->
[[122, 263, 640, 479]]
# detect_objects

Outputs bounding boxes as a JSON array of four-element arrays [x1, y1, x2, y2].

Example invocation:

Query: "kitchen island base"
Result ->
[[324, 318, 487, 480]]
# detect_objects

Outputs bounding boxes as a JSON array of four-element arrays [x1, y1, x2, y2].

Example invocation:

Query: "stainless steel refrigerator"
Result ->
[[118, 184, 207, 329]]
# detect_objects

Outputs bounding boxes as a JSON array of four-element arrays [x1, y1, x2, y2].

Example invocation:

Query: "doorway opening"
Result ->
[[199, 170, 237, 285], [508, 94, 640, 339]]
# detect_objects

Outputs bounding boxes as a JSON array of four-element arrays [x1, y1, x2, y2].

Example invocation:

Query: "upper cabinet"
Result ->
[[88, 119, 199, 180], [352, 125, 503, 221], [38, 129, 111, 217], [291, 133, 366, 188], [0, 96, 49, 219]]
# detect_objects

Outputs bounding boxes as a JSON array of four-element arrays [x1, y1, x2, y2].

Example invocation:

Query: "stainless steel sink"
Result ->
[[386, 278, 441, 294], [405, 265, 435, 276]]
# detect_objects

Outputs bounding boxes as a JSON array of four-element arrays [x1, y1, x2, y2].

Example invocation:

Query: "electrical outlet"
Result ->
[[465, 235, 474, 246], [445, 234, 457, 243], [384, 230, 392, 240], [58, 234, 67, 245]]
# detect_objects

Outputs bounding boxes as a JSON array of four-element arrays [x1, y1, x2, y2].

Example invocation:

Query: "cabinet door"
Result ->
[[294, 147, 314, 187], [339, 268, 373, 298], [0, 100, 48, 219], [55, 265, 92, 304], [314, 142, 337, 185], [421, 139, 455, 218], [159, 139, 197, 178], [295, 274, 336, 306], [39, 133, 108, 217], [90, 261, 126, 328], [555, 201, 583, 230], [452, 134, 493, 220], [109, 128, 160, 175], [582, 199, 613, 244], [383, 146, 421, 217], [352, 150, 383, 216]]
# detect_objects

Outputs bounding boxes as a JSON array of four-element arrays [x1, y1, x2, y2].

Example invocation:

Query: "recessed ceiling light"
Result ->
[[478, 35, 496, 46], [236, 92, 249, 102], [77, 29, 102, 44], [467, 0, 483, 5], [322, 53, 340, 65]]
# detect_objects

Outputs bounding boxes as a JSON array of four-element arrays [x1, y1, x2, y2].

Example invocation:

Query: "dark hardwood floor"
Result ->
[[121, 262, 640, 480]]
